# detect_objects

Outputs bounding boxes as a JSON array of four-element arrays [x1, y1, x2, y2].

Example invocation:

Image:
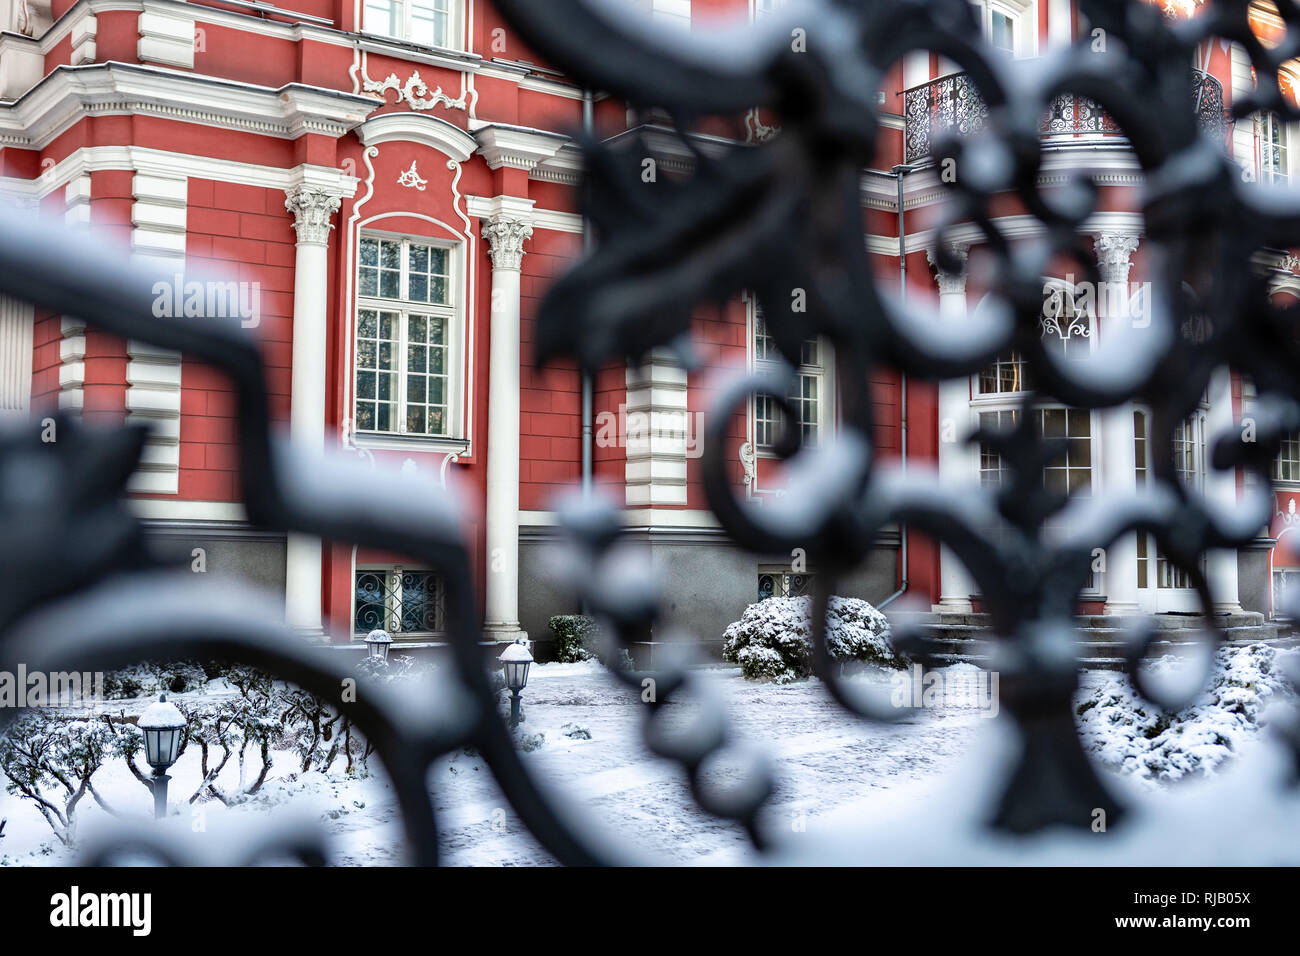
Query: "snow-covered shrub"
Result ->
[[548, 615, 600, 662], [101, 660, 211, 700], [723, 595, 901, 684], [0, 712, 119, 846], [1076, 643, 1297, 786]]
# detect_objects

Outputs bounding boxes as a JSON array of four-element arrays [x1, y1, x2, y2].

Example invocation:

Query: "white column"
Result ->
[[0, 295, 33, 421], [481, 213, 533, 642], [283, 184, 341, 638], [1047, 0, 1073, 49], [931, 244, 976, 613], [1206, 365, 1243, 614], [1096, 234, 1142, 615]]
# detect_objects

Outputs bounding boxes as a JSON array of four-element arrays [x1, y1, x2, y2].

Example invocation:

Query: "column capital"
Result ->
[[1093, 233, 1140, 284], [927, 242, 969, 295], [284, 185, 342, 246], [481, 214, 534, 271]]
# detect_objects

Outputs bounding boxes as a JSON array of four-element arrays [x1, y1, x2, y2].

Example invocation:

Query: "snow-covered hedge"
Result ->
[[1076, 643, 1298, 786], [723, 595, 901, 683]]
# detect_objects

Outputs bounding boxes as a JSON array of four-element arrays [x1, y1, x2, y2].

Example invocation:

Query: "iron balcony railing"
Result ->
[[903, 67, 1226, 163]]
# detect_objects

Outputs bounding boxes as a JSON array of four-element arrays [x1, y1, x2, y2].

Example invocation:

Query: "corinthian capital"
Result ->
[[1094, 233, 1140, 285], [927, 242, 969, 295], [284, 186, 342, 246], [481, 215, 533, 271]]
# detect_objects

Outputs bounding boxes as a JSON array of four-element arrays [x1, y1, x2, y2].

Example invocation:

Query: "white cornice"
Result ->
[[0, 61, 378, 148], [473, 122, 568, 171], [357, 111, 478, 161], [0, 144, 359, 201], [463, 194, 583, 233]]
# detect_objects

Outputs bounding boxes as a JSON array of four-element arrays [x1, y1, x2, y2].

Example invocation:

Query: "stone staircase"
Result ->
[[905, 610, 1295, 671]]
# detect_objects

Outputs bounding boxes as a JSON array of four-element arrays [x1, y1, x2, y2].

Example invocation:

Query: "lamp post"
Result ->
[[138, 694, 186, 819], [499, 639, 533, 728], [365, 628, 393, 662]]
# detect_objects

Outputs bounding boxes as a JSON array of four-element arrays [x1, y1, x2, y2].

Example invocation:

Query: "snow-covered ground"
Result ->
[[1, 646, 1295, 866]]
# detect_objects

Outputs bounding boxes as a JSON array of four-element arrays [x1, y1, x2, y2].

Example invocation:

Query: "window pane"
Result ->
[[990, 10, 1015, 53], [355, 306, 398, 433], [410, 275, 428, 303], [364, 0, 399, 37], [411, 0, 449, 47], [1040, 408, 1067, 437]]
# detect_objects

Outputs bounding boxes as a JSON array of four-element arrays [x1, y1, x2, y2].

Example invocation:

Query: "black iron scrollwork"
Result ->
[[0, 0, 1298, 864]]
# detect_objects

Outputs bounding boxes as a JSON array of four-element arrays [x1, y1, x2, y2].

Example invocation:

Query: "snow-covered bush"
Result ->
[[548, 615, 600, 662], [1076, 643, 1298, 786], [0, 712, 119, 846], [101, 660, 211, 699], [723, 595, 901, 684]]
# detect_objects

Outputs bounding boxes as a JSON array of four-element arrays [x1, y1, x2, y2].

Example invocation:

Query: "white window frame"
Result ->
[[354, 230, 464, 441], [1132, 404, 1208, 607], [1259, 110, 1291, 186], [750, 298, 832, 454], [1276, 431, 1300, 483], [970, 0, 1037, 58], [362, 0, 463, 50], [353, 565, 445, 636]]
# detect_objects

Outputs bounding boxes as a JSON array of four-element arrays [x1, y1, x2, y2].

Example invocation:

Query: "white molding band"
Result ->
[[0, 62, 379, 150], [356, 111, 478, 162]]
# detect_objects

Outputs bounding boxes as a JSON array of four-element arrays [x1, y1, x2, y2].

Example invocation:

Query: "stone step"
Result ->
[[913, 625, 1293, 671], [930, 611, 1269, 630]]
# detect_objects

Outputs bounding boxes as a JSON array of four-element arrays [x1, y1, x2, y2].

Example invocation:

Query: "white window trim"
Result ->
[[1258, 109, 1292, 186], [359, 0, 464, 52], [747, 294, 835, 459], [1132, 402, 1210, 600], [971, 0, 1038, 58], [354, 228, 466, 442]]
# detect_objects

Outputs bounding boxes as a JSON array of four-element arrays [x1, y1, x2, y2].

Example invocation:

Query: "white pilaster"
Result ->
[[625, 350, 689, 506], [59, 176, 92, 415], [283, 182, 342, 638], [1206, 365, 1243, 614], [129, 170, 187, 493], [480, 211, 532, 642], [1095, 233, 1142, 614], [931, 243, 976, 612]]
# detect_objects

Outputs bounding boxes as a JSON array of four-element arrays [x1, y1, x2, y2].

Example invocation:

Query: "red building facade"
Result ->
[[0, 0, 1293, 654]]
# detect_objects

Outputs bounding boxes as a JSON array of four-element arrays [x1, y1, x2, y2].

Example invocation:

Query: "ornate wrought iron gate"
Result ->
[[1, 0, 1300, 864]]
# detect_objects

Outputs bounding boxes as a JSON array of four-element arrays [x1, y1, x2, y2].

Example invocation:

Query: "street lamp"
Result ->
[[365, 628, 393, 662], [499, 639, 533, 728], [138, 694, 186, 819]]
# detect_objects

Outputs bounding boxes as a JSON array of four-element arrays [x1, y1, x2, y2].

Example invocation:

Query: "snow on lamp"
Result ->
[[365, 628, 393, 661], [139, 694, 187, 819], [499, 639, 533, 727]]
